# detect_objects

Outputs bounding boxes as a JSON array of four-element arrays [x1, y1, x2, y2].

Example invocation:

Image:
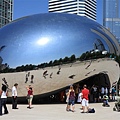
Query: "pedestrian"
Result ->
[[0, 89, 2, 116], [26, 85, 33, 109], [68, 85, 75, 112], [100, 86, 105, 100], [12, 83, 18, 109], [65, 88, 70, 111], [75, 84, 80, 102], [91, 85, 97, 102], [104, 86, 108, 96], [81, 84, 89, 113], [0, 84, 9, 115], [77, 89, 82, 103], [111, 86, 116, 101]]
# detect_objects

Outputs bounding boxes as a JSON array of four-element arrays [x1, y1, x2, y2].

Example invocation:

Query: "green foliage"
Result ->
[[1, 51, 120, 73]]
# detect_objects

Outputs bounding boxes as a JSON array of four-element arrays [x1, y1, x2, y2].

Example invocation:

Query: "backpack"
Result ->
[[88, 108, 95, 113]]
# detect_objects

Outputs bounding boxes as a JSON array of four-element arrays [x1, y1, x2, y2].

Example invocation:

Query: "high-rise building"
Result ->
[[103, 0, 120, 43], [49, 0, 97, 21], [0, 0, 13, 28]]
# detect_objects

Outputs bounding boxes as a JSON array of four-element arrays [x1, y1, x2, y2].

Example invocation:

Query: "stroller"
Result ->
[[113, 96, 120, 112]]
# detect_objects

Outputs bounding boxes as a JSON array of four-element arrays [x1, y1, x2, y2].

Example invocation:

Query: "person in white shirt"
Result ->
[[77, 90, 82, 103], [101, 87, 105, 99], [0, 84, 8, 115], [12, 83, 18, 109]]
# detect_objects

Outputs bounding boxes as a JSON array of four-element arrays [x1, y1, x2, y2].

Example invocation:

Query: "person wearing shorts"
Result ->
[[68, 85, 75, 112], [81, 84, 89, 113], [26, 85, 33, 109]]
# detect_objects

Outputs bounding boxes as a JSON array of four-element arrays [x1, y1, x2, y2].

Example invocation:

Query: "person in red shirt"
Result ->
[[26, 85, 33, 109], [81, 84, 89, 113]]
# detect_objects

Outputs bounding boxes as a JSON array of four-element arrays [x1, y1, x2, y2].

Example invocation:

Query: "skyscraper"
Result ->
[[0, 0, 13, 28], [49, 0, 97, 21], [103, 0, 120, 43]]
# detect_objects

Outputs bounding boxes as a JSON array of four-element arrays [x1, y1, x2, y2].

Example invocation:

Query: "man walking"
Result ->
[[81, 84, 89, 113], [12, 83, 18, 109]]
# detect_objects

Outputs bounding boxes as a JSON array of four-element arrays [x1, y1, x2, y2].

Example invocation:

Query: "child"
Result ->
[[77, 90, 82, 103], [102, 95, 110, 107]]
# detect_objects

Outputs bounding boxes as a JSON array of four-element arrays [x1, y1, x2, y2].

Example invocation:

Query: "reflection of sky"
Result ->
[[0, 13, 115, 68]]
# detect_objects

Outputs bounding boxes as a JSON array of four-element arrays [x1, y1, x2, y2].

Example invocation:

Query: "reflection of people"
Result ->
[[0, 84, 9, 115], [43, 70, 48, 78], [12, 83, 18, 109], [81, 84, 89, 113], [26, 85, 33, 109], [31, 75, 34, 83], [2, 78, 8, 87], [25, 74, 28, 83]]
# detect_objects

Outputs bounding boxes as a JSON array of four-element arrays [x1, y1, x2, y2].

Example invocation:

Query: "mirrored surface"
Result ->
[[0, 13, 119, 68], [0, 13, 119, 99]]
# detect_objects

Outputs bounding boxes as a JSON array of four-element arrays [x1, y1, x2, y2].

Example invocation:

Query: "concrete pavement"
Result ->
[[0, 102, 120, 120]]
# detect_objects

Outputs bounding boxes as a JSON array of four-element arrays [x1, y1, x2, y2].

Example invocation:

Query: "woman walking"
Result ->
[[0, 84, 9, 115]]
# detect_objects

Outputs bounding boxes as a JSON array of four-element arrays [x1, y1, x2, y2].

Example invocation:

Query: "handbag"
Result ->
[[26, 95, 30, 99]]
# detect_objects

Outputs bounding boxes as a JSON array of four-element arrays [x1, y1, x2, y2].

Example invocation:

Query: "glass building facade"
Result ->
[[49, 0, 97, 21], [103, 0, 120, 43], [0, 0, 13, 28]]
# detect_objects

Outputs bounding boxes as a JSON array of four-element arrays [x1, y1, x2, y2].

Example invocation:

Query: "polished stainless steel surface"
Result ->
[[0, 13, 119, 99], [0, 13, 119, 68]]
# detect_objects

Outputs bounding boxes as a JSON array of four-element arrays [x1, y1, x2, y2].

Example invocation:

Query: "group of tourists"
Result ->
[[65, 84, 117, 113], [66, 84, 90, 113], [0, 83, 34, 116], [90, 85, 116, 103]]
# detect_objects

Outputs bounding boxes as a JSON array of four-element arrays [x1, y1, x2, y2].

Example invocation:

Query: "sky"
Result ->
[[13, 0, 103, 25]]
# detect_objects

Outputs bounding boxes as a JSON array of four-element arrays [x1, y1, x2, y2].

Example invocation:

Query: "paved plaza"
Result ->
[[0, 102, 120, 120]]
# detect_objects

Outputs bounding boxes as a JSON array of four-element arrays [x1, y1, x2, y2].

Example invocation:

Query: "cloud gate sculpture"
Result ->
[[0, 13, 119, 103]]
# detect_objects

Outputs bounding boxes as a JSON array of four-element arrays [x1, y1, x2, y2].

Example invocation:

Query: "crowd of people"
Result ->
[[0, 81, 117, 115], [66, 84, 90, 113], [65, 84, 117, 113], [0, 83, 34, 116]]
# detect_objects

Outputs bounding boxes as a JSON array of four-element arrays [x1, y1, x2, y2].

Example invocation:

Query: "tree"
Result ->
[[70, 54, 76, 62]]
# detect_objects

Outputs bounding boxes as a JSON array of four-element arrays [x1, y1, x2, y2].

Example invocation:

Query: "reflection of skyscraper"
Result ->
[[49, 0, 97, 21], [103, 0, 120, 43], [0, 0, 13, 28]]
